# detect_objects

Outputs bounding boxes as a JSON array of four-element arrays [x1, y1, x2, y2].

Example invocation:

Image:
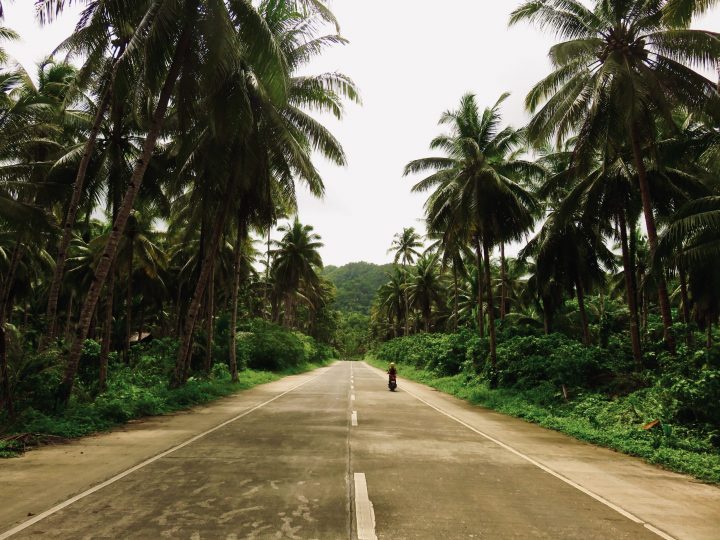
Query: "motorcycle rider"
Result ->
[[387, 362, 397, 377]]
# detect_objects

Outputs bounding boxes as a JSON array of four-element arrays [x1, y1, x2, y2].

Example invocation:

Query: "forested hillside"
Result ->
[[324, 262, 393, 314]]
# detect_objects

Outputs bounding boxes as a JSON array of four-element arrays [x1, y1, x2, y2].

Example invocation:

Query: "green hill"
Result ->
[[324, 262, 394, 314]]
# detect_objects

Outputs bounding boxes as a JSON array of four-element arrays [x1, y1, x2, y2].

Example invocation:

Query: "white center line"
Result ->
[[351, 410, 358, 426], [354, 473, 377, 540], [351, 395, 356, 401]]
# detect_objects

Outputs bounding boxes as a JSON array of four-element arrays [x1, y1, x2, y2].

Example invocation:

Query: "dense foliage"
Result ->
[[368, 0, 720, 481], [0, 0, 352, 438], [324, 262, 394, 314]]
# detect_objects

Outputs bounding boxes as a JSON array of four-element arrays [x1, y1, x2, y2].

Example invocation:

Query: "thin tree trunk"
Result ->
[[43, 11, 160, 344], [452, 265, 459, 331], [264, 226, 271, 319], [204, 258, 215, 374], [173, 160, 240, 387], [175, 282, 183, 337], [99, 270, 115, 392], [229, 219, 245, 382], [707, 322, 713, 349], [124, 236, 134, 363], [500, 242, 507, 320], [630, 124, 675, 351], [0, 322, 11, 418], [542, 298, 551, 335], [138, 306, 145, 343], [678, 263, 694, 347], [44, 86, 114, 346], [58, 24, 194, 405], [482, 240, 497, 368], [64, 291, 74, 341], [403, 265, 410, 337], [475, 237, 484, 338], [575, 276, 591, 346], [619, 212, 642, 367]]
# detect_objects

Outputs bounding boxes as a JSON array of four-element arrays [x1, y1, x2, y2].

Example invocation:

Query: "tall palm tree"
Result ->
[[59, 0, 289, 403], [271, 217, 324, 329], [388, 227, 422, 336], [406, 93, 539, 367], [510, 0, 720, 350], [406, 254, 445, 332]]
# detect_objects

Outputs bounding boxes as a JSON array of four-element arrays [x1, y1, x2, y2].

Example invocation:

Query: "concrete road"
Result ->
[[1, 361, 718, 539]]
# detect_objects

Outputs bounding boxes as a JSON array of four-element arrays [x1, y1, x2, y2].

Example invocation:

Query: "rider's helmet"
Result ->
[[390, 362, 395, 368]]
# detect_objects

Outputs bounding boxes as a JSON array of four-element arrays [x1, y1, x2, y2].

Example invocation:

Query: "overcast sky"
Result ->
[[4, 1, 719, 267]]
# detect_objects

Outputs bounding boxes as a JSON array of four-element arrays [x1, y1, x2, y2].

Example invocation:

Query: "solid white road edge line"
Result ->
[[362, 363, 676, 540], [0, 366, 332, 540], [354, 473, 378, 540]]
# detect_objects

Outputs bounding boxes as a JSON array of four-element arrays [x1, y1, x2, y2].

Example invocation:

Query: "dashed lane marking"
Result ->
[[351, 410, 358, 427], [354, 473, 377, 540]]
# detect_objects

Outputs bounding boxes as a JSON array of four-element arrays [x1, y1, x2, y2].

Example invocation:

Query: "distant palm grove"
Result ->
[[1, 0, 720, 474]]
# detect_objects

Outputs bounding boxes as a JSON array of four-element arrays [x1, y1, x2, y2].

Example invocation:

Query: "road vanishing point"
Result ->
[[1, 361, 719, 539]]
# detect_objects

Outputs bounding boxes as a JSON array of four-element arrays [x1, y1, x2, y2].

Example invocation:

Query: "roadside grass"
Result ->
[[0, 360, 333, 458], [365, 357, 720, 484]]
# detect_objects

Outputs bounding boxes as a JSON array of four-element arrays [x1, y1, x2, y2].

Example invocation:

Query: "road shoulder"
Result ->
[[0, 366, 332, 532]]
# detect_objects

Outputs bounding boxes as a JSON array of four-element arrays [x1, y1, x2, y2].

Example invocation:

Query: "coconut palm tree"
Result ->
[[406, 254, 445, 332], [658, 196, 720, 346], [271, 217, 324, 329], [388, 227, 422, 336], [59, 0, 290, 403], [510, 0, 720, 350], [406, 93, 539, 367]]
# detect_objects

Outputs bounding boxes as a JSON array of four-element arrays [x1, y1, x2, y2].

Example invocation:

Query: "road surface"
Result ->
[[0, 361, 718, 539]]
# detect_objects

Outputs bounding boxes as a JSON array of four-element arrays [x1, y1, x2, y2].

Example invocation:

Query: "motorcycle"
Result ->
[[388, 373, 397, 391]]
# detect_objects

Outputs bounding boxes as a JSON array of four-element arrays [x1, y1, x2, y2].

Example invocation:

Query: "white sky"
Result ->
[[4, 1, 719, 266]]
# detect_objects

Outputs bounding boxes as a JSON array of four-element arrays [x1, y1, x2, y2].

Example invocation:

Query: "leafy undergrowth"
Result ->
[[366, 356, 720, 484], [0, 360, 332, 458]]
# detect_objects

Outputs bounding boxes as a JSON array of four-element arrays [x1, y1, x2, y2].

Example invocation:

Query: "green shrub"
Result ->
[[494, 334, 616, 390]]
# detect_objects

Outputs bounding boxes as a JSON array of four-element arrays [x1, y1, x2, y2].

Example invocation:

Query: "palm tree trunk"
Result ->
[[575, 276, 591, 346], [0, 322, 12, 418], [452, 265, 459, 331], [482, 240, 497, 368], [58, 24, 194, 405], [42, 10, 163, 345], [173, 162, 240, 387], [619, 211, 642, 367], [264, 226, 271, 319], [229, 219, 245, 382], [475, 237, 484, 338], [707, 321, 713, 349], [99, 269, 115, 391], [403, 265, 410, 336], [124, 236, 134, 364], [64, 291, 74, 341], [500, 242, 507, 320], [44, 86, 114, 347], [542, 297, 551, 335], [678, 263, 693, 347], [630, 124, 675, 352], [175, 282, 183, 337], [204, 259, 215, 374]]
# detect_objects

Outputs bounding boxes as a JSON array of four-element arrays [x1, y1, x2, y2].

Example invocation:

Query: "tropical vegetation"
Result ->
[[0, 0, 354, 447], [367, 0, 720, 482]]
